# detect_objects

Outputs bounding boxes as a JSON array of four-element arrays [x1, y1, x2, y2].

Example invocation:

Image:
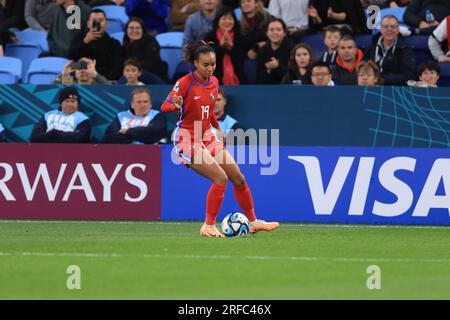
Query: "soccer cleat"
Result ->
[[249, 219, 280, 234], [200, 224, 225, 238]]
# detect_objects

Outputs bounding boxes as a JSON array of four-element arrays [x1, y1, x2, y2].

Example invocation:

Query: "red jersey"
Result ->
[[161, 72, 220, 143]]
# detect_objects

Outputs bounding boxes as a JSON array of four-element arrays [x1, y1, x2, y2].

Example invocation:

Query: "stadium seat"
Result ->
[[301, 33, 327, 59], [0, 57, 22, 84], [106, 19, 124, 34], [5, 44, 43, 80], [111, 32, 124, 45], [156, 32, 184, 81], [372, 7, 407, 34], [93, 5, 129, 26], [234, 8, 242, 20], [438, 62, 450, 87], [405, 35, 433, 66], [25, 57, 68, 84], [355, 34, 373, 50], [14, 30, 49, 52]]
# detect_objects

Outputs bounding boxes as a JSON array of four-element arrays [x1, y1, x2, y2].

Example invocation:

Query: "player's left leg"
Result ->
[[213, 148, 279, 233]]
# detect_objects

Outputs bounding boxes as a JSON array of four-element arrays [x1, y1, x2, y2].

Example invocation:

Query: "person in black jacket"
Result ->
[[68, 9, 123, 80], [103, 87, 167, 144], [204, 6, 247, 85], [364, 15, 416, 86], [30, 87, 91, 143], [123, 17, 169, 83], [404, 0, 450, 34], [256, 18, 294, 84], [281, 43, 314, 85]]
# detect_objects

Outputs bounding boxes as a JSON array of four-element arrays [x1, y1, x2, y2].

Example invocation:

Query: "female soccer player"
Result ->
[[161, 41, 279, 237]]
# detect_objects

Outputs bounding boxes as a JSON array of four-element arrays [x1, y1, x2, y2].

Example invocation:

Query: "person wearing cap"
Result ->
[[0, 123, 7, 142], [103, 87, 167, 144], [29, 87, 91, 143]]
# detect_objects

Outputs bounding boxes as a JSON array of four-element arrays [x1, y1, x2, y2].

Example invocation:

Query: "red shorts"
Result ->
[[174, 128, 224, 165]]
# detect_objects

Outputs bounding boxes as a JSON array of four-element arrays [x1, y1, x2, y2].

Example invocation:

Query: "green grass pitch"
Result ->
[[0, 220, 449, 299]]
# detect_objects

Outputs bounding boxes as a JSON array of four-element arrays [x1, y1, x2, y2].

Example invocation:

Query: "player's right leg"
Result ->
[[189, 149, 228, 238]]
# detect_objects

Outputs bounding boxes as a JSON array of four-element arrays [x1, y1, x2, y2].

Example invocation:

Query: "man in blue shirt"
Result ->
[[183, 0, 219, 45]]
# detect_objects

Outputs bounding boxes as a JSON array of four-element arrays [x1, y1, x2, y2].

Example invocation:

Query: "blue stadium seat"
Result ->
[[234, 8, 242, 20], [111, 32, 124, 45], [14, 30, 49, 52], [438, 62, 450, 87], [25, 57, 68, 84], [94, 5, 128, 34], [156, 32, 184, 81], [405, 35, 433, 66], [373, 7, 407, 34], [0, 57, 22, 84], [301, 33, 327, 60], [5, 44, 43, 80], [355, 34, 373, 50]]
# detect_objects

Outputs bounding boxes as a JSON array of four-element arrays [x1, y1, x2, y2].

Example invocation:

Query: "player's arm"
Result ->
[[161, 81, 185, 112]]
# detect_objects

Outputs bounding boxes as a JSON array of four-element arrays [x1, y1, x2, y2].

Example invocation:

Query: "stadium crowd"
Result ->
[[0, 0, 449, 142]]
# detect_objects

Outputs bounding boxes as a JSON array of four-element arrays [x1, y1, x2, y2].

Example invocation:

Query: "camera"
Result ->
[[92, 20, 101, 31], [72, 60, 88, 70]]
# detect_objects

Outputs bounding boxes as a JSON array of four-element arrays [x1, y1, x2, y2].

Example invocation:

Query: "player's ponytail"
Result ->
[[184, 41, 215, 64]]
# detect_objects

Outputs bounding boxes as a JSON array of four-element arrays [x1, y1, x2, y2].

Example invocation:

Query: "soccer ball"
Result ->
[[221, 212, 250, 237]]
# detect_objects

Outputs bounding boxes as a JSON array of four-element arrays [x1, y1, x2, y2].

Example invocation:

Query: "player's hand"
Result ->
[[172, 95, 183, 110]]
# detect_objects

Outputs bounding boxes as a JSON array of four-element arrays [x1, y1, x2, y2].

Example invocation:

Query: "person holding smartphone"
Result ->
[[53, 58, 110, 85], [68, 9, 123, 80]]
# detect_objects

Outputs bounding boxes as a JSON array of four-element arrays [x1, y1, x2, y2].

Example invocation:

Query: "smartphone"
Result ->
[[72, 60, 88, 70], [92, 20, 101, 31]]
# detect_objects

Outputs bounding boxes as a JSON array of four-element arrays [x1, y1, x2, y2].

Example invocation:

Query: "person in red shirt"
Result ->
[[161, 41, 279, 237]]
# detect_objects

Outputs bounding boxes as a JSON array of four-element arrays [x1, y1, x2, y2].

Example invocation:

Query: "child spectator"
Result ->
[[408, 60, 440, 87], [123, 58, 144, 85], [357, 60, 382, 86], [320, 26, 342, 67], [281, 43, 314, 85], [214, 87, 241, 139]]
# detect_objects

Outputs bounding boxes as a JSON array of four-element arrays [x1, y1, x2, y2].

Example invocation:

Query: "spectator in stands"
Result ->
[[171, 0, 200, 32], [125, 0, 169, 35], [25, 0, 58, 31], [256, 18, 294, 84], [0, 122, 7, 142], [364, 15, 416, 85], [357, 60, 382, 86], [204, 6, 246, 84], [428, 16, 450, 62], [53, 58, 110, 84], [240, 0, 273, 61], [68, 8, 123, 80], [404, 0, 450, 35], [123, 58, 144, 85], [214, 87, 241, 140], [103, 87, 166, 144], [183, 0, 220, 45], [408, 60, 440, 86], [0, 1, 27, 35], [308, 0, 369, 35], [268, 0, 309, 43], [47, 0, 90, 57], [360, 0, 410, 9], [333, 35, 364, 85], [310, 61, 335, 86], [123, 17, 169, 83], [281, 43, 314, 85], [320, 26, 342, 67], [30, 87, 91, 143]]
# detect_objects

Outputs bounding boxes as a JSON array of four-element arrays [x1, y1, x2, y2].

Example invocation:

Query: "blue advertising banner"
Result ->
[[161, 145, 450, 225]]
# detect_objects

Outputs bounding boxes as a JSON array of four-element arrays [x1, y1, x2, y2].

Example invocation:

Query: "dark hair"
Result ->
[[324, 26, 342, 36], [267, 17, 287, 33], [381, 15, 399, 25], [123, 17, 149, 47], [183, 41, 216, 64], [124, 58, 142, 71], [339, 34, 355, 44], [213, 6, 240, 34], [310, 61, 332, 74], [88, 8, 106, 20], [418, 60, 440, 76], [288, 43, 314, 69]]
